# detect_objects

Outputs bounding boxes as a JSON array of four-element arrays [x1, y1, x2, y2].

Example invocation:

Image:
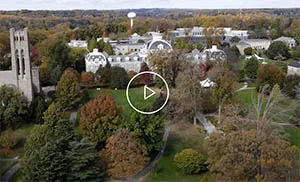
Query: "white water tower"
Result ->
[[127, 12, 136, 29]]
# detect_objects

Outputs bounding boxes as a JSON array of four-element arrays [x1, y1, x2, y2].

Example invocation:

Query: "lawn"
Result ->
[[283, 126, 300, 147], [144, 123, 210, 182], [0, 124, 35, 178], [0, 124, 35, 159], [84, 87, 158, 120], [237, 88, 257, 105]]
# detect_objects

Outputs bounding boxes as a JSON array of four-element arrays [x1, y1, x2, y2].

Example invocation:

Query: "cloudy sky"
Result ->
[[0, 0, 299, 10]]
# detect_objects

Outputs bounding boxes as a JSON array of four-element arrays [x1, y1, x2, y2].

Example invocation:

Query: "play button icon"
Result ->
[[126, 71, 169, 115], [144, 85, 156, 100]]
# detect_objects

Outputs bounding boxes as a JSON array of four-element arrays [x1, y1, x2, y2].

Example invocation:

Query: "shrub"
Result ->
[[0, 130, 18, 149], [244, 47, 253, 55], [266, 41, 291, 60], [173, 149, 207, 174]]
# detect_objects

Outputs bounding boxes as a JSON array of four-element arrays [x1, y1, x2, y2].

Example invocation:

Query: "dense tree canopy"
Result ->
[[110, 66, 129, 89], [266, 41, 291, 60], [0, 85, 28, 131], [124, 112, 164, 153], [80, 95, 122, 144], [102, 129, 149, 178]]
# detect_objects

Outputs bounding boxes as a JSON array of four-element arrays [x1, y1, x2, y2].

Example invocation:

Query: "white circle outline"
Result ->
[[126, 71, 169, 115]]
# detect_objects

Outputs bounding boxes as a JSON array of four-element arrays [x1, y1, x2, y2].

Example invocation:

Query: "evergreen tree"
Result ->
[[55, 68, 81, 110], [88, 37, 97, 52]]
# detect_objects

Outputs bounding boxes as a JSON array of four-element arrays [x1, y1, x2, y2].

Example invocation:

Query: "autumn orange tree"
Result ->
[[102, 129, 149, 178], [80, 72, 95, 88], [79, 95, 122, 144]]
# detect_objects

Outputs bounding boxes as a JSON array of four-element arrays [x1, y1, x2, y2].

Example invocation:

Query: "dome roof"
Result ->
[[85, 48, 107, 62], [146, 36, 172, 51]]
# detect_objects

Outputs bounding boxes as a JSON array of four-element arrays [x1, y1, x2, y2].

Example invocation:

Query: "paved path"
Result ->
[[125, 121, 175, 182], [236, 82, 256, 92], [195, 112, 218, 134], [41, 86, 56, 100], [69, 108, 78, 125], [1, 162, 21, 182]]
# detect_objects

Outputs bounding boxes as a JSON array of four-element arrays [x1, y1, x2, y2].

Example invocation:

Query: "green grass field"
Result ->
[[283, 126, 300, 147], [145, 123, 210, 182], [85, 87, 158, 119]]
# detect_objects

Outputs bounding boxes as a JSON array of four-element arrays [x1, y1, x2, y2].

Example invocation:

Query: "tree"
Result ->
[[67, 138, 106, 181], [102, 129, 149, 178], [291, 46, 300, 61], [23, 119, 106, 181], [124, 112, 164, 152], [243, 57, 259, 79], [43, 102, 68, 124], [282, 74, 300, 99], [257, 63, 284, 92], [173, 64, 204, 123], [110, 66, 129, 89], [244, 47, 253, 55], [23, 119, 74, 181], [207, 85, 300, 181], [80, 72, 95, 88], [68, 48, 87, 73], [88, 37, 97, 52], [96, 62, 112, 86], [208, 66, 237, 124], [0, 85, 28, 131], [55, 68, 81, 110], [173, 149, 207, 174], [29, 95, 48, 123], [230, 36, 241, 43], [80, 95, 122, 144], [266, 41, 291, 60], [165, 50, 188, 88], [139, 62, 151, 85]]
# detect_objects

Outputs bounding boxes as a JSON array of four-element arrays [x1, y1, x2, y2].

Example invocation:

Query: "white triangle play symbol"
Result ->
[[144, 85, 156, 100]]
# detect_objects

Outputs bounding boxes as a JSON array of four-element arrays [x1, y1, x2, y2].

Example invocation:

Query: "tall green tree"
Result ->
[[88, 37, 97, 52], [243, 57, 259, 79], [55, 68, 81, 110]]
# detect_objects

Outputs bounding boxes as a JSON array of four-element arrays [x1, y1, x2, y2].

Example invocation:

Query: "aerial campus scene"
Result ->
[[0, 0, 300, 181]]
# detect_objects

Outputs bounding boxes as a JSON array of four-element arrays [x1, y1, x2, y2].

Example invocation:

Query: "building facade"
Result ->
[[85, 34, 173, 73], [288, 62, 300, 76], [274, 37, 296, 48], [0, 28, 40, 102]]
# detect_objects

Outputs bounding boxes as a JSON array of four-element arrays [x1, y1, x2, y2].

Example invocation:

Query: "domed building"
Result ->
[[85, 48, 107, 73], [146, 34, 173, 51]]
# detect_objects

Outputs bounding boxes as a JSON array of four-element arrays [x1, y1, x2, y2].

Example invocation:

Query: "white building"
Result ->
[[288, 62, 300, 76], [170, 27, 248, 41], [68, 40, 88, 49], [85, 49, 107, 73], [236, 39, 272, 55], [274, 37, 296, 48], [85, 34, 173, 73]]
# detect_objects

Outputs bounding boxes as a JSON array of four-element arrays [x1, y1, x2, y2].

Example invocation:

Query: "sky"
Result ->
[[0, 0, 299, 10]]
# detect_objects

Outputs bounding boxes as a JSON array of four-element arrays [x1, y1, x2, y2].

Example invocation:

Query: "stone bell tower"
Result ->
[[10, 28, 34, 101]]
